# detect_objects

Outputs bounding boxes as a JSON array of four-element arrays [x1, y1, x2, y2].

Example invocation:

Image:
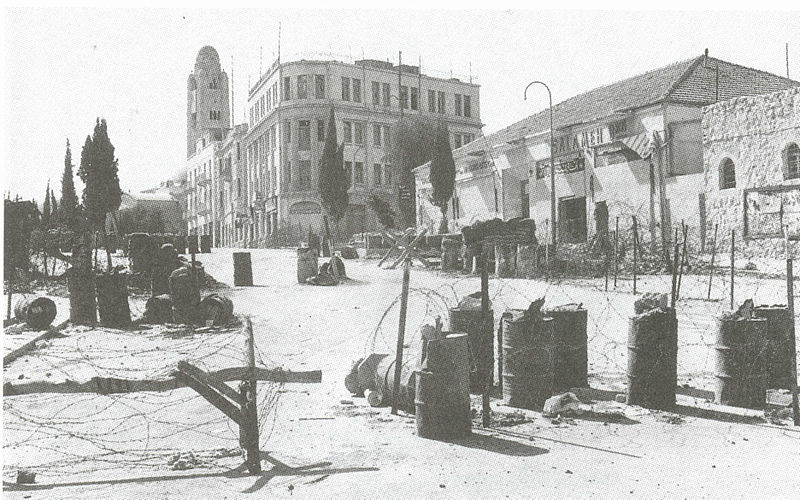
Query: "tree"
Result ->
[[50, 187, 58, 225], [317, 106, 348, 224], [41, 180, 52, 229], [390, 115, 436, 229], [77, 119, 122, 270], [367, 194, 395, 229], [428, 120, 456, 234], [118, 205, 166, 234], [59, 139, 81, 232]]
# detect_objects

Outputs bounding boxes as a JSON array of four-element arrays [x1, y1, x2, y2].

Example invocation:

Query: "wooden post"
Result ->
[[497, 316, 504, 395], [391, 258, 411, 415], [632, 216, 639, 295], [708, 223, 718, 300], [676, 222, 688, 302], [241, 317, 261, 474], [613, 217, 619, 287], [480, 246, 491, 428], [545, 219, 550, 280], [671, 242, 680, 309], [730, 229, 735, 310], [783, 227, 800, 426], [6, 288, 12, 321]]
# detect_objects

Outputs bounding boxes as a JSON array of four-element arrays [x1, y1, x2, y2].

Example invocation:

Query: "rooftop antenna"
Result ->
[[787, 42, 791, 79], [259, 46, 263, 77], [469, 61, 472, 84], [278, 21, 281, 64]]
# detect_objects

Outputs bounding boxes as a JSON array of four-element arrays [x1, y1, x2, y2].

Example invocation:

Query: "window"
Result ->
[[260, 95, 265, 116], [317, 119, 326, 141], [354, 122, 364, 145], [342, 77, 350, 101], [297, 75, 308, 99], [453, 134, 462, 149], [382, 83, 390, 107], [236, 142, 241, 160], [374, 164, 383, 186], [437, 91, 445, 114], [463, 95, 471, 118], [719, 158, 736, 189], [315, 75, 325, 99], [344, 161, 353, 186], [209, 79, 218, 90], [400, 85, 409, 109], [283, 76, 291, 100], [343, 121, 353, 143], [784, 143, 800, 180], [373, 124, 382, 146], [372, 81, 381, 105], [455, 94, 462, 116], [298, 120, 311, 151], [428, 90, 436, 112], [354, 162, 364, 184], [283, 120, 291, 144], [352, 78, 362, 103], [384, 164, 392, 186], [410, 87, 419, 110], [299, 160, 311, 188]]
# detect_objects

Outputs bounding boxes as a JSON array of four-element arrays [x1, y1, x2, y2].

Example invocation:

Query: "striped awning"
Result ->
[[618, 133, 653, 159]]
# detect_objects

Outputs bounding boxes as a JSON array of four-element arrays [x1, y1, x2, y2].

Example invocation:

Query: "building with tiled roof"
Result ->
[[415, 52, 798, 252]]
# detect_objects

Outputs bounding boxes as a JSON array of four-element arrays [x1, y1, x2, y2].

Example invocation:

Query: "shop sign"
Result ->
[[551, 126, 609, 156], [536, 155, 585, 179]]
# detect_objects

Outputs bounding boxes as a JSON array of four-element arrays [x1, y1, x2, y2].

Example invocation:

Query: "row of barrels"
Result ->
[[144, 266, 233, 325], [496, 299, 794, 412], [128, 234, 211, 273]]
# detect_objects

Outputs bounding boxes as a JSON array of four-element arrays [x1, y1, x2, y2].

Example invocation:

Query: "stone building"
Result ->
[[187, 46, 230, 158], [702, 86, 800, 258], [415, 53, 797, 252], [241, 56, 481, 245]]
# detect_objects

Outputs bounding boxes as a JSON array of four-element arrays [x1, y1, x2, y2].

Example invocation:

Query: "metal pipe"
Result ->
[[524, 81, 555, 250]]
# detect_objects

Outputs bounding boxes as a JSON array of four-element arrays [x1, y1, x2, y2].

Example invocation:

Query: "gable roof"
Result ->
[[456, 54, 799, 159]]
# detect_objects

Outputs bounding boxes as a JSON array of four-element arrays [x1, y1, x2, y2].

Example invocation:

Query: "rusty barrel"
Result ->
[[198, 294, 234, 326], [66, 266, 96, 325], [187, 235, 199, 254], [449, 307, 494, 393], [753, 305, 793, 390], [233, 252, 254, 286], [128, 233, 158, 274], [714, 314, 769, 409], [441, 238, 461, 271], [200, 235, 212, 253], [544, 304, 589, 392], [174, 235, 188, 255], [502, 310, 555, 410], [627, 307, 677, 410], [95, 272, 132, 328], [297, 247, 318, 284], [373, 356, 417, 413], [144, 294, 174, 323], [495, 243, 517, 278], [14, 296, 57, 330], [169, 266, 200, 324], [416, 333, 472, 439]]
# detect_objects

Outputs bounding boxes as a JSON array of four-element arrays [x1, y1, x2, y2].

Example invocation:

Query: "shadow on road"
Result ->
[[446, 432, 549, 456]]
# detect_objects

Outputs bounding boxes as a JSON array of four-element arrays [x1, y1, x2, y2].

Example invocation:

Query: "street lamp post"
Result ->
[[524, 81, 556, 250]]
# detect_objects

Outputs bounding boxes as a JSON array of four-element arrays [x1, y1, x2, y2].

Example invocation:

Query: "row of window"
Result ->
[[280, 119, 393, 149], [209, 110, 222, 121], [452, 133, 475, 149], [718, 143, 800, 190], [250, 81, 279, 127], [344, 161, 393, 188], [275, 74, 474, 118]]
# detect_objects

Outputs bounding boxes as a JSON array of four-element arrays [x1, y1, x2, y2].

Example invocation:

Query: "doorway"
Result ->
[[559, 196, 587, 243], [520, 180, 530, 218]]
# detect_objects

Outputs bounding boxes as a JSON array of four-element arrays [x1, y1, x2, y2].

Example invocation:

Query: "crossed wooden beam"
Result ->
[[377, 228, 432, 269]]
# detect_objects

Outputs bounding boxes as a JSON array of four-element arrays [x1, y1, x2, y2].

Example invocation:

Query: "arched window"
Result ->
[[719, 158, 736, 190], [784, 143, 800, 180]]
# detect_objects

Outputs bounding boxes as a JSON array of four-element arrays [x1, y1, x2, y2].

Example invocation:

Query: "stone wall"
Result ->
[[703, 86, 800, 258]]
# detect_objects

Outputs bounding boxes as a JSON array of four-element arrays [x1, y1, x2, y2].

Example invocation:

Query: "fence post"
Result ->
[[241, 317, 261, 474], [708, 223, 718, 300], [613, 217, 619, 288], [676, 221, 688, 302], [783, 227, 800, 426], [632, 216, 639, 295], [391, 258, 411, 415], [730, 229, 735, 310]]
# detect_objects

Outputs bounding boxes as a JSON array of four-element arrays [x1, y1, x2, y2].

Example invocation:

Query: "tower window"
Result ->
[[783, 143, 800, 180], [719, 158, 736, 190]]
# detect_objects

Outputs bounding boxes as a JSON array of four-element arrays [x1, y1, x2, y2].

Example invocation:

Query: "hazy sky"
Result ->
[[2, 8, 799, 202]]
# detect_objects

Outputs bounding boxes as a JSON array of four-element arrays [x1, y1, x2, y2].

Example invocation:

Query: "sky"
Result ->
[[2, 8, 799, 203]]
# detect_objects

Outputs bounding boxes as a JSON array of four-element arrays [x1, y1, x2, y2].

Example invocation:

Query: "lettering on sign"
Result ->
[[458, 159, 493, 175], [551, 126, 609, 156], [536, 156, 586, 180]]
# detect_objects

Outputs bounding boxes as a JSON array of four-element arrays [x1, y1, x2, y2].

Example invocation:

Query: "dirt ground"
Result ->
[[3, 247, 800, 498]]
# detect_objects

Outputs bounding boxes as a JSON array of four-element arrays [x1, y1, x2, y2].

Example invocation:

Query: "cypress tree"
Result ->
[[390, 115, 436, 229], [318, 106, 348, 223], [77, 118, 122, 270], [60, 139, 80, 232], [428, 120, 456, 234], [50, 188, 58, 224], [41, 180, 52, 229]]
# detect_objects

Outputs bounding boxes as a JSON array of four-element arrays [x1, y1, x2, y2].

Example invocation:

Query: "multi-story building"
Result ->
[[215, 123, 249, 246], [241, 56, 482, 245], [416, 52, 797, 251]]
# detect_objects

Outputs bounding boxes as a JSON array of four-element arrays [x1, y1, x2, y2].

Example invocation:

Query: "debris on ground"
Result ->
[[542, 392, 584, 417], [16, 470, 36, 484]]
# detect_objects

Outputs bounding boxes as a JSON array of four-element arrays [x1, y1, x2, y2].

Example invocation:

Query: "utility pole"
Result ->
[[398, 51, 403, 118], [524, 81, 556, 250]]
